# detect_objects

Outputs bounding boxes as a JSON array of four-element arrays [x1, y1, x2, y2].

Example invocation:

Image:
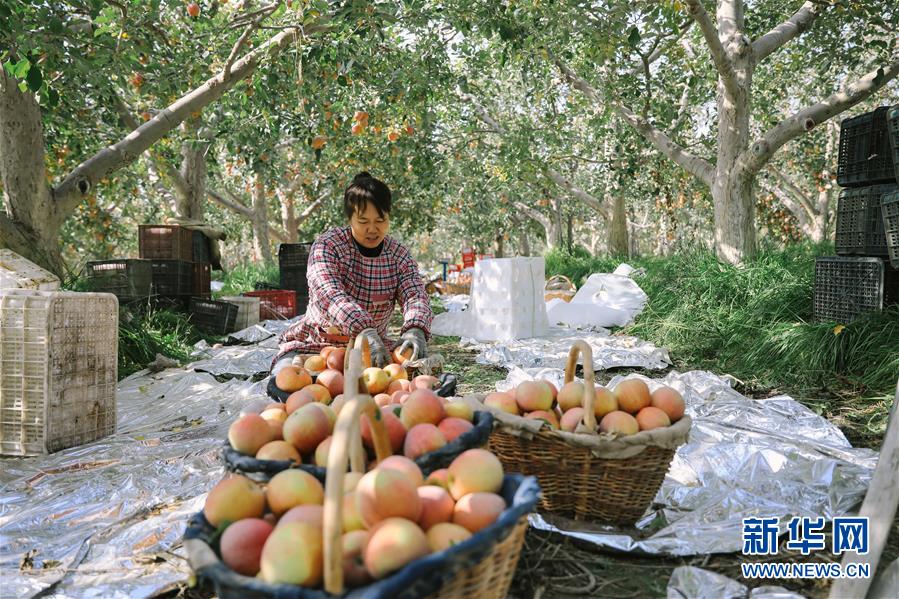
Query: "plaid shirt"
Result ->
[[276, 227, 433, 362]]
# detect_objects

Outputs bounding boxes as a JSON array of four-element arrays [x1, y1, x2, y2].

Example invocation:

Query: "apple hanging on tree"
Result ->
[[187, 2, 200, 17]]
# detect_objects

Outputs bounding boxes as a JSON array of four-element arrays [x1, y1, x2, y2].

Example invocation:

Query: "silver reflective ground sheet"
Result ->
[[0, 322, 878, 598]]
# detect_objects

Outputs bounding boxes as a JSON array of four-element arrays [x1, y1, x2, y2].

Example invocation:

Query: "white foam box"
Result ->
[[466, 257, 550, 341]]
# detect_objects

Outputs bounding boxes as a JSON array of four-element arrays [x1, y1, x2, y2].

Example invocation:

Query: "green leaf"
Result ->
[[26, 64, 43, 92], [627, 27, 641, 47], [47, 87, 59, 107], [12, 58, 30, 79]]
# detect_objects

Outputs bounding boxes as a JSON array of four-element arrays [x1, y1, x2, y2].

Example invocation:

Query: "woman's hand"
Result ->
[[397, 327, 428, 361], [358, 328, 392, 367]]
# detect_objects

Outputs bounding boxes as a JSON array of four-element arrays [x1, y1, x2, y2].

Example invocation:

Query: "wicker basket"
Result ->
[[184, 348, 538, 598], [486, 340, 689, 525], [0, 290, 118, 455], [435, 280, 471, 295], [544, 274, 576, 302]]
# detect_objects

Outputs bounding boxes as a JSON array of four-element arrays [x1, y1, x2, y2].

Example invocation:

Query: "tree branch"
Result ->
[[298, 190, 329, 220], [270, 225, 288, 243], [224, 4, 279, 81], [739, 57, 899, 176], [53, 23, 328, 212], [111, 93, 191, 198], [684, 0, 740, 99], [624, 20, 693, 76], [461, 86, 610, 218], [513, 201, 552, 230], [208, 188, 253, 218], [767, 167, 816, 220], [553, 54, 714, 186], [752, 1, 823, 64], [542, 168, 609, 220]]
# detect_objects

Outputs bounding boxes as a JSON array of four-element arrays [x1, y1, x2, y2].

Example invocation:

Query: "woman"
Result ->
[[272, 172, 432, 374]]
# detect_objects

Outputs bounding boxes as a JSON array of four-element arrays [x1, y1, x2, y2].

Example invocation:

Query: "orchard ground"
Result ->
[[101, 244, 898, 598]]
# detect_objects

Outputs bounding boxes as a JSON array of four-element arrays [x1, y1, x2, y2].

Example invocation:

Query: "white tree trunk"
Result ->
[[0, 69, 65, 275], [608, 192, 629, 255], [509, 214, 531, 256], [711, 12, 757, 263], [280, 190, 298, 243], [550, 198, 564, 248], [177, 116, 209, 220], [252, 175, 272, 263]]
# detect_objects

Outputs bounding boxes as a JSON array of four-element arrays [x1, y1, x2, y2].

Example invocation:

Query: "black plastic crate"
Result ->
[[192, 231, 211, 264], [84, 259, 153, 299], [151, 260, 193, 296], [280, 267, 309, 295], [189, 298, 238, 335], [814, 256, 899, 323], [882, 190, 899, 269], [192, 262, 211, 297], [278, 242, 313, 269], [888, 105, 899, 184], [834, 184, 895, 256], [837, 107, 896, 187]]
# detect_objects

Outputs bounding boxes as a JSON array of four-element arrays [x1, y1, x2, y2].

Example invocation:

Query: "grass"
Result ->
[[545, 244, 899, 449], [215, 262, 281, 296]]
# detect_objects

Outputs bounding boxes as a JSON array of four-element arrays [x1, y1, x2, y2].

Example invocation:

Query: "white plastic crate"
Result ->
[[0, 249, 60, 291], [220, 295, 260, 331], [0, 289, 118, 455]]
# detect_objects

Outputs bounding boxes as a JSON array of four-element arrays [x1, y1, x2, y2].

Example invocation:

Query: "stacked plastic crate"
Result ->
[[0, 252, 118, 455], [816, 105, 899, 322], [83, 224, 231, 333], [276, 242, 312, 316]]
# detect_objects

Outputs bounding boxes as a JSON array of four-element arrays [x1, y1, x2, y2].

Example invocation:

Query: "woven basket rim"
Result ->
[[469, 394, 692, 451]]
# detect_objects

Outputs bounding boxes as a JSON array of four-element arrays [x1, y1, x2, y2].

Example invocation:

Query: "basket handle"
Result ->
[[343, 335, 372, 371], [323, 347, 392, 594], [546, 274, 574, 291], [564, 340, 597, 431]]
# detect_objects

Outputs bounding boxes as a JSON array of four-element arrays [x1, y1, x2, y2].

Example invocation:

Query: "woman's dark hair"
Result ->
[[343, 171, 391, 219]]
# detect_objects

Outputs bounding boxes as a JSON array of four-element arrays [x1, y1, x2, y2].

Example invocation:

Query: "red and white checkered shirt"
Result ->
[[276, 227, 433, 362]]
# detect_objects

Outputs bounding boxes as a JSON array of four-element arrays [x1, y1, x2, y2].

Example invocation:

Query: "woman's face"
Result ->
[[349, 201, 389, 248]]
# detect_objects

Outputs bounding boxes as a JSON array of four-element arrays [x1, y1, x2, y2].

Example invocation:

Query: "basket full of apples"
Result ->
[[478, 340, 691, 525], [224, 337, 492, 478], [184, 348, 540, 599]]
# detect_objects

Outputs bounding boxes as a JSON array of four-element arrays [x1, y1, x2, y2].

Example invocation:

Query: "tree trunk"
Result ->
[[495, 233, 504, 258], [510, 214, 531, 256], [252, 175, 272, 263], [627, 206, 639, 257], [280, 189, 298, 242], [177, 116, 209, 220], [0, 69, 66, 275], [712, 41, 756, 263], [608, 192, 629, 255], [550, 198, 563, 248]]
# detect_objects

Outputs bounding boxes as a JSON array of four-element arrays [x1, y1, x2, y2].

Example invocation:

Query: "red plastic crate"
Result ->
[[461, 248, 476, 269], [241, 290, 297, 320]]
